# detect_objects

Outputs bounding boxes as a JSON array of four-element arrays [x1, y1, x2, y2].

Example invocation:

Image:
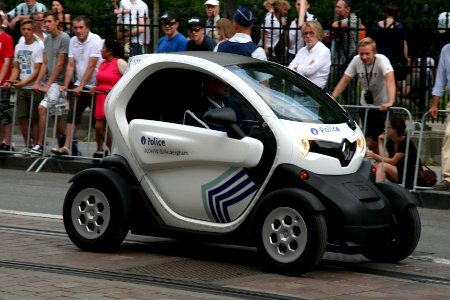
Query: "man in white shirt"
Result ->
[[332, 37, 395, 150], [128, 0, 149, 56], [204, 0, 220, 40], [52, 16, 102, 156], [4, 18, 43, 152], [289, 20, 330, 89]]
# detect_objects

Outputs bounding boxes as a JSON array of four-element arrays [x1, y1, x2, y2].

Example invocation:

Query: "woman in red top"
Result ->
[[90, 39, 127, 158]]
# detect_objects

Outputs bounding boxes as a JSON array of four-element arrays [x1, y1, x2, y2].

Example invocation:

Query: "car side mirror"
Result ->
[[204, 108, 246, 139]]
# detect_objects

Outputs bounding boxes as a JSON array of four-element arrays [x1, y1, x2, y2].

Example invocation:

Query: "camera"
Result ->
[[364, 90, 374, 104]]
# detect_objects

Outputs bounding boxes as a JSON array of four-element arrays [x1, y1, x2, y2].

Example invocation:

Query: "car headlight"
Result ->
[[299, 138, 310, 157], [356, 135, 366, 156]]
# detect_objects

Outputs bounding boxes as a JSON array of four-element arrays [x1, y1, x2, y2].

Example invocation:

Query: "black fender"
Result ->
[[376, 182, 418, 216], [69, 168, 134, 226], [249, 188, 326, 235]]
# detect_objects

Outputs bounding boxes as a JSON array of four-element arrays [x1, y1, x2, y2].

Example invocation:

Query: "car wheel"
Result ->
[[63, 178, 129, 252], [363, 206, 421, 263], [256, 202, 327, 275]]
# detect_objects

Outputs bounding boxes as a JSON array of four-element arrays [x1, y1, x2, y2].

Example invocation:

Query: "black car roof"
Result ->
[[166, 51, 264, 67]]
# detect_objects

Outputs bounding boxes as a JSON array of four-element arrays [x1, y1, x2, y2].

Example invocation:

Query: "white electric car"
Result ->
[[63, 52, 421, 274]]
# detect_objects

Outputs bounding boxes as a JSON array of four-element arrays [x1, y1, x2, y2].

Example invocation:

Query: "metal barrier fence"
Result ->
[[0, 86, 111, 172], [413, 109, 449, 192], [343, 105, 415, 188]]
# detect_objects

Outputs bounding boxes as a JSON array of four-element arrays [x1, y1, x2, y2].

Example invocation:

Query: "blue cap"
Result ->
[[233, 6, 253, 27]]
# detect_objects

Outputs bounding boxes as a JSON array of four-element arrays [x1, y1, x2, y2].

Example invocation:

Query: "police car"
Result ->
[[63, 52, 421, 274]]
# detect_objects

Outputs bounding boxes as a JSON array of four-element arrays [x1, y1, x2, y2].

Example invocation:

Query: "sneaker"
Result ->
[[433, 179, 450, 191], [29, 144, 43, 155], [1, 144, 14, 152]]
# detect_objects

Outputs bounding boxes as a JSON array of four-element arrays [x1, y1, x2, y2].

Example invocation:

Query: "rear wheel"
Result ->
[[255, 201, 327, 275], [363, 206, 421, 262], [63, 178, 129, 252]]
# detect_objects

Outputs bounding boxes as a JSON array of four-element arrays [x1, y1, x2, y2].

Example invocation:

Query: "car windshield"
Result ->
[[226, 63, 350, 124]]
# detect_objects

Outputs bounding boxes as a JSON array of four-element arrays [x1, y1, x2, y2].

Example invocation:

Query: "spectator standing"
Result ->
[[263, 0, 274, 16], [365, 115, 420, 189], [332, 0, 361, 65], [0, 21, 13, 152], [4, 18, 43, 151], [288, 0, 315, 62], [127, 0, 149, 56], [262, 0, 290, 62], [156, 12, 187, 53], [51, 0, 71, 33], [369, 3, 409, 82], [214, 17, 234, 45], [288, 20, 330, 89], [204, 0, 220, 40], [7, 0, 46, 32], [18, 11, 46, 48], [428, 43, 450, 190], [332, 37, 395, 151], [216, 6, 267, 60], [186, 17, 216, 51], [31, 10, 70, 155], [90, 39, 126, 158], [111, 0, 131, 50], [51, 16, 102, 156]]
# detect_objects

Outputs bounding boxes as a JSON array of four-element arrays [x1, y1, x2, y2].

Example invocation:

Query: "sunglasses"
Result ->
[[189, 26, 202, 33], [162, 21, 176, 27]]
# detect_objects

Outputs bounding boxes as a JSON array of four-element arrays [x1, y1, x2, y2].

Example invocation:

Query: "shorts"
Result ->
[[66, 87, 94, 125], [16, 88, 41, 120], [39, 83, 67, 116], [0, 88, 11, 124]]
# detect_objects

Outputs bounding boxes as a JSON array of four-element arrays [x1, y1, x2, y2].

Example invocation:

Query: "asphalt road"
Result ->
[[1, 168, 449, 261]]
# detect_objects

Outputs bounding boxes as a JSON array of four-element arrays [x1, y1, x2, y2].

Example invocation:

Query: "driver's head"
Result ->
[[204, 76, 229, 104]]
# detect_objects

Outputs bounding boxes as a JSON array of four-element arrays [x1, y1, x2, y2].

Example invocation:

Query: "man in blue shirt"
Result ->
[[156, 11, 187, 53], [428, 43, 450, 190]]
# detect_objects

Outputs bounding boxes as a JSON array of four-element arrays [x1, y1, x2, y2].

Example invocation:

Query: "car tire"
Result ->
[[255, 201, 327, 275], [363, 206, 421, 263], [63, 178, 130, 252]]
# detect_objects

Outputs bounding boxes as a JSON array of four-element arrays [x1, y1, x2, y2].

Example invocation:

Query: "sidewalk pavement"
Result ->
[[0, 140, 449, 210]]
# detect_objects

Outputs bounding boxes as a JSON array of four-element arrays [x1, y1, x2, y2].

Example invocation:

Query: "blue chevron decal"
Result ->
[[201, 168, 259, 223]]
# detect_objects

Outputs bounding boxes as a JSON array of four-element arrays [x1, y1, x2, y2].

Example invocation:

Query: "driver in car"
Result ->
[[184, 75, 229, 129]]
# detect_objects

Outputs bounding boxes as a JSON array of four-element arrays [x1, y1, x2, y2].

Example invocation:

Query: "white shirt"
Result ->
[[288, 41, 331, 89], [14, 40, 44, 87], [215, 33, 267, 61], [264, 12, 282, 49], [68, 32, 103, 88], [129, 0, 149, 45], [18, 33, 47, 48], [345, 53, 394, 105]]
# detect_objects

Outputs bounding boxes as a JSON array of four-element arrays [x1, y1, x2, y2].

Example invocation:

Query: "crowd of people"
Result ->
[[0, 0, 448, 191]]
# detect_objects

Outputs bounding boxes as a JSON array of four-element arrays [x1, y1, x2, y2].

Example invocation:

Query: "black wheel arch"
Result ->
[[248, 187, 326, 237], [376, 182, 419, 216], [68, 168, 134, 226]]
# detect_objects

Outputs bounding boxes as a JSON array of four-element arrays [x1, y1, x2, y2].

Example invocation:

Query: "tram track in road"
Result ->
[[1, 224, 450, 290], [0, 260, 301, 300]]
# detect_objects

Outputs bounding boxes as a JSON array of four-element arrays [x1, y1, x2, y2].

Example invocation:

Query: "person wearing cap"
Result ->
[[156, 11, 187, 53], [204, 0, 220, 40], [186, 17, 216, 51], [215, 6, 266, 60]]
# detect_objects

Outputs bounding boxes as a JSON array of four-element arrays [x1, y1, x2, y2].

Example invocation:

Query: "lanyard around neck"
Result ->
[[364, 57, 376, 89]]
